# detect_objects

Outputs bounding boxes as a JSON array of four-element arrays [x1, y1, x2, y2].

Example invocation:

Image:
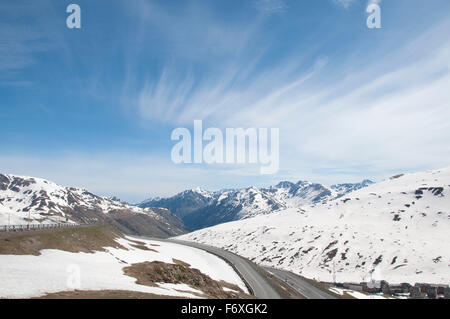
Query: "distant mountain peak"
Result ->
[[275, 181, 296, 188]]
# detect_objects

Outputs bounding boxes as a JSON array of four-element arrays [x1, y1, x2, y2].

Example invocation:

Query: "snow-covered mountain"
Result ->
[[0, 174, 186, 237], [330, 179, 374, 198], [139, 179, 373, 230], [181, 186, 286, 230], [139, 188, 216, 220], [178, 167, 450, 285], [262, 180, 338, 207]]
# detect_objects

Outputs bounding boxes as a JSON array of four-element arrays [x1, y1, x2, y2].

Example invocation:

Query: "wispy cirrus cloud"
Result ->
[[332, 0, 357, 9], [0, 0, 66, 84], [0, 23, 46, 75], [2, 0, 450, 199], [126, 15, 450, 184], [254, 0, 288, 15], [332, 0, 382, 10]]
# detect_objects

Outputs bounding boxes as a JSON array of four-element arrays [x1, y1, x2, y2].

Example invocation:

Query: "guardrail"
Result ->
[[0, 223, 94, 232]]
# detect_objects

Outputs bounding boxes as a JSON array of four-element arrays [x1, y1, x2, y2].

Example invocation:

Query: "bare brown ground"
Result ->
[[123, 261, 254, 299], [0, 226, 124, 256], [33, 290, 183, 299], [130, 243, 158, 252]]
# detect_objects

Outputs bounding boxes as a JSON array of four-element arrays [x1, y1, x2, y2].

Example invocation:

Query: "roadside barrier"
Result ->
[[0, 223, 96, 232]]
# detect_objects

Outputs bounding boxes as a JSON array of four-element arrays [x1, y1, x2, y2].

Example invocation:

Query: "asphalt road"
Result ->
[[151, 238, 282, 299], [140, 236, 338, 299], [265, 267, 337, 299]]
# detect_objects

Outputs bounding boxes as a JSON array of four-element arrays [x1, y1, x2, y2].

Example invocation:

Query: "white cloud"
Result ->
[[332, 0, 357, 9]]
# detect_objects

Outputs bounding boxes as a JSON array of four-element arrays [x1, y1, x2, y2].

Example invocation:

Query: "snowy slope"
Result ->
[[0, 174, 185, 237], [179, 168, 450, 285], [0, 236, 247, 298], [330, 180, 374, 198]]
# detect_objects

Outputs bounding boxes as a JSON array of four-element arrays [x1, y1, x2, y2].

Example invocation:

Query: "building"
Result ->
[[343, 283, 364, 291]]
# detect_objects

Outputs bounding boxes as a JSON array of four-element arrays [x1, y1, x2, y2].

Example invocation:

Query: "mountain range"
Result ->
[[1, 173, 373, 236], [139, 179, 374, 230], [2, 167, 449, 285]]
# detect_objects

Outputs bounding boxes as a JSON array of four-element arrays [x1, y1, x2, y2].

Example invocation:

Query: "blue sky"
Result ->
[[1, 0, 450, 202]]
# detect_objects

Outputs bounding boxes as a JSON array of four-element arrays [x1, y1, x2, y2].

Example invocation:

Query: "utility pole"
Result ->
[[332, 260, 336, 285]]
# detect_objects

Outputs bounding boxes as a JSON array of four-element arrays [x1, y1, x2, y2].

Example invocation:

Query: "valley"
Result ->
[[1, 167, 449, 299]]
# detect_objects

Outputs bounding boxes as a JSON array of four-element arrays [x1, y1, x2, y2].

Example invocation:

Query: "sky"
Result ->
[[1, 0, 449, 202]]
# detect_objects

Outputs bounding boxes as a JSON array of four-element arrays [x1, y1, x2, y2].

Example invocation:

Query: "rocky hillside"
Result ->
[[179, 167, 450, 285], [140, 180, 373, 230], [140, 188, 216, 220], [182, 187, 285, 230], [0, 174, 186, 238]]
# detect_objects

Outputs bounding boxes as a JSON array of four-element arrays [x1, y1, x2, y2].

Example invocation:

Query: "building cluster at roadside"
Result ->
[[335, 281, 450, 299]]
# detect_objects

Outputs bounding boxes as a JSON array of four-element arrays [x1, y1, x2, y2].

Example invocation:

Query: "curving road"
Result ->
[[149, 238, 282, 299], [140, 237, 338, 299]]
